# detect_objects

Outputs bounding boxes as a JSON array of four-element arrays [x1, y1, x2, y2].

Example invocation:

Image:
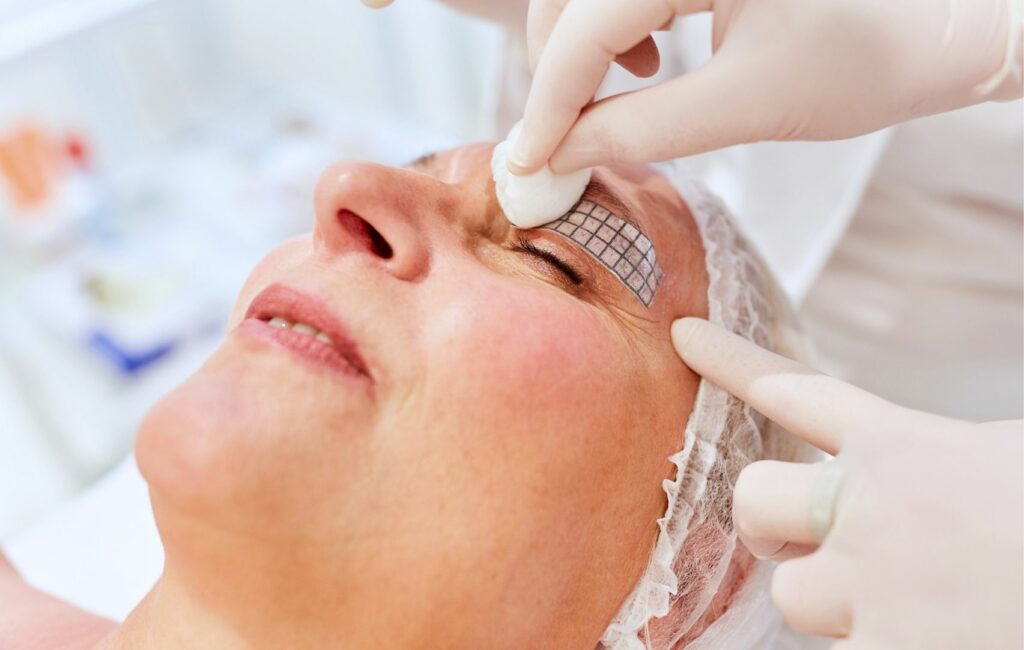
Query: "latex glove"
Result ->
[[380, 0, 661, 72], [510, 0, 1023, 175], [671, 317, 1024, 649]]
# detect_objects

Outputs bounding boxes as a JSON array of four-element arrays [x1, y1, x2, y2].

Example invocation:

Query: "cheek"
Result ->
[[434, 288, 619, 425], [413, 278, 655, 513], [392, 277, 676, 618]]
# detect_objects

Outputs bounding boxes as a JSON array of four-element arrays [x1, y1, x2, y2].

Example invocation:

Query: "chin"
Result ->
[[136, 336, 371, 532]]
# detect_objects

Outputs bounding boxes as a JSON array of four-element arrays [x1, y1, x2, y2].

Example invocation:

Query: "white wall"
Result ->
[[216, 0, 501, 141], [0, 0, 501, 175], [0, 0, 228, 171]]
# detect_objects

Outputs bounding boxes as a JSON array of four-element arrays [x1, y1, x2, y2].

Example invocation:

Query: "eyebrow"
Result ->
[[539, 186, 664, 307], [580, 178, 646, 238], [405, 151, 438, 173]]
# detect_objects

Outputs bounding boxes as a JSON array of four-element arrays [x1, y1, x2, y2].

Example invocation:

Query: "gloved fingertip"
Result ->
[[505, 154, 540, 176], [511, 119, 559, 175], [740, 535, 788, 561], [360, 0, 394, 7], [670, 317, 706, 354]]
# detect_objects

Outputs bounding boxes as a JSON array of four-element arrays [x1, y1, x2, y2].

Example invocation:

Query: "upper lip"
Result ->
[[244, 283, 371, 378]]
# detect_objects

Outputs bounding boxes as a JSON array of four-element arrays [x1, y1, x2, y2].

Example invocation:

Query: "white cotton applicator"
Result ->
[[491, 121, 592, 229]]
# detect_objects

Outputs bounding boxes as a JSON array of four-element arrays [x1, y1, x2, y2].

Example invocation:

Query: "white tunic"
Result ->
[[800, 101, 1022, 420]]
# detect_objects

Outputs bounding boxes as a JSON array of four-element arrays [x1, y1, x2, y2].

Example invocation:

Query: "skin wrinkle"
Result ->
[[411, 153, 658, 267], [411, 151, 666, 316], [444, 151, 659, 323], [497, 187, 653, 321], [539, 194, 664, 308]]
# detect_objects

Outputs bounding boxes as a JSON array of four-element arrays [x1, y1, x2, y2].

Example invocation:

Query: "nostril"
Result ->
[[368, 225, 393, 259], [337, 209, 393, 259]]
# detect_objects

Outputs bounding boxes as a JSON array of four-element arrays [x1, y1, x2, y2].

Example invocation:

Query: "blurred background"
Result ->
[[2, 0, 1021, 553], [0, 0, 503, 538]]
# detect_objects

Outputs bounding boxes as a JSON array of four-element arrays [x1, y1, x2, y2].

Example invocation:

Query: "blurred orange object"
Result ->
[[0, 124, 63, 214]]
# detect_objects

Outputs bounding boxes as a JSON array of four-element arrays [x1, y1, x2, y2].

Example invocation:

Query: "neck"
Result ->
[[93, 503, 404, 650]]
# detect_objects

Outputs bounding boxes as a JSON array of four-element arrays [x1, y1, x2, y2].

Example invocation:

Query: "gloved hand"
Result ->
[[670, 317, 1024, 648], [510, 0, 1022, 175]]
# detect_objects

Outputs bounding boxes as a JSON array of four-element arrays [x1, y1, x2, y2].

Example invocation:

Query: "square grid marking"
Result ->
[[540, 200, 664, 307]]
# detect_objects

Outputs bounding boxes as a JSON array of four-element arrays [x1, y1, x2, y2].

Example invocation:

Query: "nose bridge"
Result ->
[[314, 161, 445, 281]]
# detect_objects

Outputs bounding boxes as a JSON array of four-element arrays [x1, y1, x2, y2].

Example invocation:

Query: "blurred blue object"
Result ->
[[88, 330, 174, 375]]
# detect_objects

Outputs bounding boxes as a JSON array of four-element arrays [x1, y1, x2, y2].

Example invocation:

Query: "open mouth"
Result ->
[[239, 284, 371, 380]]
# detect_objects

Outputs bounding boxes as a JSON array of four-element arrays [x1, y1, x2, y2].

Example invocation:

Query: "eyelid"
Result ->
[[514, 236, 586, 286]]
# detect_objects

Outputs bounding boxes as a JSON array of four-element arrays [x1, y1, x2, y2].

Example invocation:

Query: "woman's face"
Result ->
[[136, 144, 709, 647]]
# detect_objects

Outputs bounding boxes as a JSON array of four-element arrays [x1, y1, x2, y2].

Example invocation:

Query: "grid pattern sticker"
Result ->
[[541, 199, 665, 307]]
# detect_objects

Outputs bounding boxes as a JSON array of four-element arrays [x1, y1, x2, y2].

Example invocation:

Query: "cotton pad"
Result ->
[[491, 122, 592, 229]]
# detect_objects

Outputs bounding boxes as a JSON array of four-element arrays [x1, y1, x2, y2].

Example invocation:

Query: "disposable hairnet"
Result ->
[[600, 164, 819, 650]]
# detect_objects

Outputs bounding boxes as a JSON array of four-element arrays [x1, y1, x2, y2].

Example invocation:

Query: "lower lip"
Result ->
[[235, 318, 369, 381]]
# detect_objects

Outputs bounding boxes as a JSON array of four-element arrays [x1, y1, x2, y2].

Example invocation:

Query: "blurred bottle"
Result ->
[[0, 123, 111, 252]]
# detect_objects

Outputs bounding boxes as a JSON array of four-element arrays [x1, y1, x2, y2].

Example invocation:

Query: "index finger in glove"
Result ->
[[547, 57, 753, 171], [526, 0, 570, 72], [670, 318, 902, 455], [510, 0, 680, 174], [528, 0, 661, 77]]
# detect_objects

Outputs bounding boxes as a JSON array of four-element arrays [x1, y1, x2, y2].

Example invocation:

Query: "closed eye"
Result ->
[[516, 239, 584, 286]]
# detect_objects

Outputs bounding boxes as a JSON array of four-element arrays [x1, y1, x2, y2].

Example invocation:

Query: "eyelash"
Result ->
[[515, 239, 584, 286]]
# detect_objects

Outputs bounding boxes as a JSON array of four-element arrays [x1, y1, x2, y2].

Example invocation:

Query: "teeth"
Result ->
[[315, 331, 334, 345], [265, 315, 333, 345]]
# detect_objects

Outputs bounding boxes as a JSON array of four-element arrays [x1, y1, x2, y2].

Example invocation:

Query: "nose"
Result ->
[[313, 162, 433, 281]]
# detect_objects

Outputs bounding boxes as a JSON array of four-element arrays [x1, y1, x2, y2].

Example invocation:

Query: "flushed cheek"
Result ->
[[406, 284, 657, 592], [418, 284, 641, 485], [435, 290, 618, 408]]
